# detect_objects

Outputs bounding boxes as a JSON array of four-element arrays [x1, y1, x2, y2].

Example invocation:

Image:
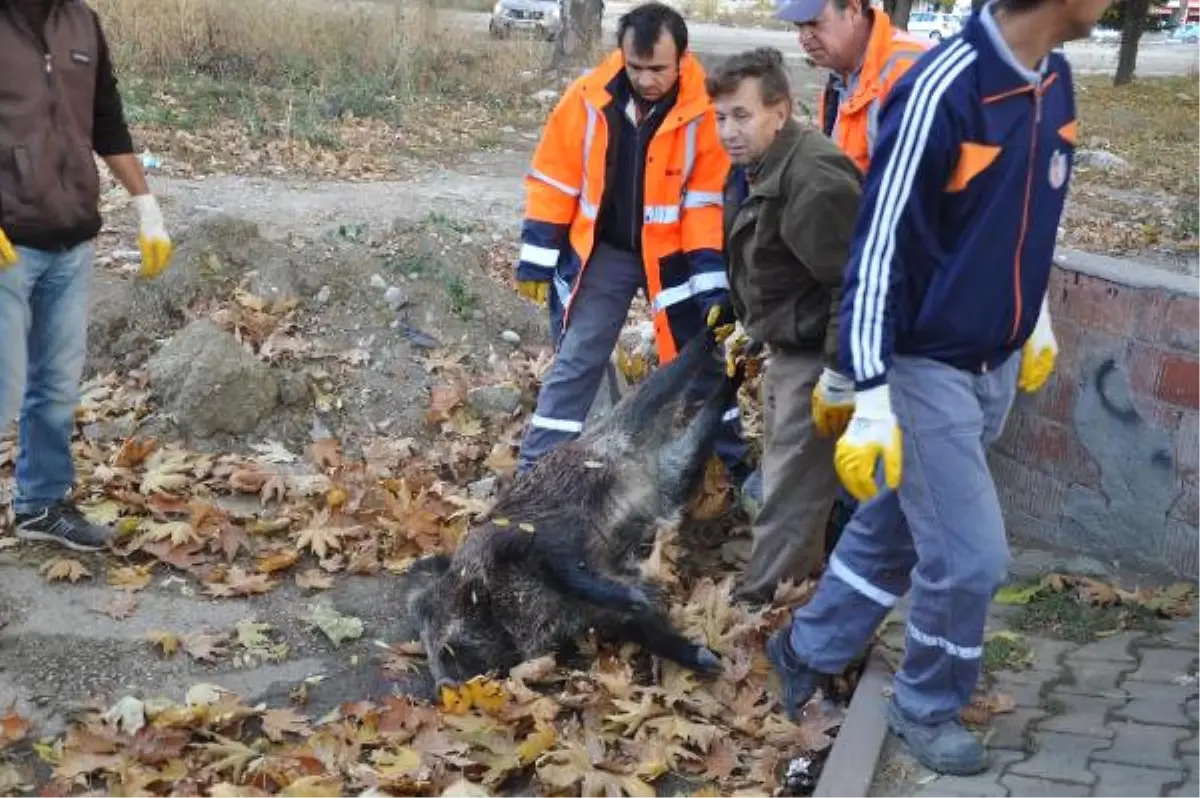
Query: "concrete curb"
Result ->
[[814, 645, 894, 798]]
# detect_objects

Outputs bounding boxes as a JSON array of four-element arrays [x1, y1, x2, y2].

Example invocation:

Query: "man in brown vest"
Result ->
[[0, 0, 174, 551]]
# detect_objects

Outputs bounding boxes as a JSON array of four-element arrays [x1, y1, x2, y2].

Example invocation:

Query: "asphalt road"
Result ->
[[459, 3, 1199, 77]]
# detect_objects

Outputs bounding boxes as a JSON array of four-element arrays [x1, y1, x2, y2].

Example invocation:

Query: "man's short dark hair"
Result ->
[[617, 2, 689, 58], [705, 47, 792, 107]]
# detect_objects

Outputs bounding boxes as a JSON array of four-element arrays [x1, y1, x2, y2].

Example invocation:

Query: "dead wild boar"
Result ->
[[407, 330, 745, 689]]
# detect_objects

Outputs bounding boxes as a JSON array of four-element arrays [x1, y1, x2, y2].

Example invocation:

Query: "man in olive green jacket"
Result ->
[[706, 47, 862, 604]]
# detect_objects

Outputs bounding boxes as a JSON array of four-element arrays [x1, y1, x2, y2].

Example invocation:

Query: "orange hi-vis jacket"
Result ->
[[515, 49, 731, 364], [818, 7, 929, 174]]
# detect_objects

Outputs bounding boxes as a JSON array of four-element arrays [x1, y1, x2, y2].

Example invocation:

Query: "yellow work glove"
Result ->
[[812, 367, 856, 438], [517, 280, 549, 307], [723, 322, 749, 377], [834, 384, 902, 502], [134, 194, 173, 279], [1018, 294, 1057, 393], [0, 228, 18, 268], [706, 302, 736, 344]]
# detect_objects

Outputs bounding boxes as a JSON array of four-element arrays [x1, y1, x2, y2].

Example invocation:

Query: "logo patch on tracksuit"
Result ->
[[1048, 149, 1069, 190], [69, 50, 91, 64]]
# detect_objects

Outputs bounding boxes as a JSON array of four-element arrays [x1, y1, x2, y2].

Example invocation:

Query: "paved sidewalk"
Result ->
[[870, 616, 1199, 797]]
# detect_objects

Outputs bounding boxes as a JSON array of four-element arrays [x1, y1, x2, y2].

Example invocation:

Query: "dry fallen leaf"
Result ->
[[90, 593, 139, 620], [39, 557, 91, 583], [261, 708, 311, 742]]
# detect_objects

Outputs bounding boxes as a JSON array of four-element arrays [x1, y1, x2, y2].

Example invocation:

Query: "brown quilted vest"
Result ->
[[0, 0, 102, 249]]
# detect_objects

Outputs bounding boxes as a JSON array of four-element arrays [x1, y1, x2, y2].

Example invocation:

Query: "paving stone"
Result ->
[[1188, 696, 1198, 724], [1090, 763, 1187, 797], [1027, 637, 1079, 670], [989, 671, 1052, 708], [1037, 691, 1123, 738], [1008, 731, 1106, 783], [1092, 721, 1190, 770], [1112, 681, 1198, 727], [1126, 648, 1200, 685], [1068, 631, 1144, 664], [1151, 618, 1199, 650], [1182, 733, 1198, 757], [984, 707, 1046, 750], [1058, 660, 1131, 697], [1000, 774, 1091, 796], [1167, 777, 1199, 798], [911, 751, 1024, 798]]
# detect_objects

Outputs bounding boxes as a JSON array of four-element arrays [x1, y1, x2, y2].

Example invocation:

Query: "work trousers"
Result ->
[[788, 353, 1019, 724], [737, 347, 839, 601], [517, 240, 749, 474], [0, 242, 95, 514]]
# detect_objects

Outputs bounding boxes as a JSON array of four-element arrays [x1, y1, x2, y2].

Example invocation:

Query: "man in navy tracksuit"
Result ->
[[764, 0, 1111, 776]]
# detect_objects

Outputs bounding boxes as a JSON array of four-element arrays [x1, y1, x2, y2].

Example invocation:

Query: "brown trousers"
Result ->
[[737, 347, 840, 602]]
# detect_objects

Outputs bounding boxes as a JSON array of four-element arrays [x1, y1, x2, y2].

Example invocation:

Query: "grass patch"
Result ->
[[445, 275, 479, 318], [1008, 590, 1162, 644], [982, 630, 1036, 672], [94, 0, 547, 170]]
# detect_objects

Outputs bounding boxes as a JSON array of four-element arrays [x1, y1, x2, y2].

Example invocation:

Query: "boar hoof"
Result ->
[[694, 646, 724, 674]]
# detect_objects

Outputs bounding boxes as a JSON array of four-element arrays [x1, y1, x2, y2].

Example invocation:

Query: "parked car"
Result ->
[[1089, 26, 1121, 43], [489, 0, 563, 41], [906, 11, 960, 42], [1170, 22, 1199, 43]]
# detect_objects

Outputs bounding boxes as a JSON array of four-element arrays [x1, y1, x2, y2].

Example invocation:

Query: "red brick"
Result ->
[[1056, 272, 1143, 337], [1157, 354, 1200, 410], [1161, 296, 1199, 354], [1129, 341, 1168, 399], [1036, 374, 1076, 424], [1133, 290, 1170, 343]]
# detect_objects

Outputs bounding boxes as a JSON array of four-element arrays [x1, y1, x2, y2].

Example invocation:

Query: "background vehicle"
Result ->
[[1089, 26, 1121, 43], [906, 11, 960, 42], [1170, 22, 1199, 42], [489, 0, 564, 41]]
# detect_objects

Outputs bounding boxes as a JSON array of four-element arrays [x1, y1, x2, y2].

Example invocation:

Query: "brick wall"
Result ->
[[989, 251, 1199, 581]]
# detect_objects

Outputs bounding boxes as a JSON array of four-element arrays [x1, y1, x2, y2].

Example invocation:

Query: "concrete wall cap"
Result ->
[[1056, 248, 1200, 297]]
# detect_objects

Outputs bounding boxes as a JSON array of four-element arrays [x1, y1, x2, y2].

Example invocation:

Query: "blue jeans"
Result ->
[[788, 353, 1019, 724], [0, 242, 94, 515]]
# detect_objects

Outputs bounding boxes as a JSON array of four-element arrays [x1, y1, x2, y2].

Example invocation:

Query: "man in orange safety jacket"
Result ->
[[512, 1, 754, 489]]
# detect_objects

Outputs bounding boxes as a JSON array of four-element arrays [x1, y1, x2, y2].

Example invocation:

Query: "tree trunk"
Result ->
[[887, 0, 914, 29], [1114, 0, 1150, 85], [549, 0, 605, 72]]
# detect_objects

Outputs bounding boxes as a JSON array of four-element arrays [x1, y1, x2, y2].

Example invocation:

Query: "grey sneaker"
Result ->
[[766, 628, 831, 720], [15, 501, 112, 552], [886, 696, 989, 776]]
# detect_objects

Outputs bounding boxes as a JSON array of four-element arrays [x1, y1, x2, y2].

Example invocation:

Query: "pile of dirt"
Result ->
[[85, 213, 549, 457]]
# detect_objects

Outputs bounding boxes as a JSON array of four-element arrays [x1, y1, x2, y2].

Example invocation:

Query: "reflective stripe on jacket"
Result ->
[[515, 49, 730, 364], [818, 8, 929, 174]]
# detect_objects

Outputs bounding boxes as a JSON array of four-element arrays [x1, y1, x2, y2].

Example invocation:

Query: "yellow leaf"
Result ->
[[994, 582, 1044, 605], [39, 557, 91, 583], [256, 549, 299, 574], [109, 564, 154, 592], [148, 631, 180, 657], [466, 677, 509, 714], [326, 487, 349, 510], [515, 725, 556, 765]]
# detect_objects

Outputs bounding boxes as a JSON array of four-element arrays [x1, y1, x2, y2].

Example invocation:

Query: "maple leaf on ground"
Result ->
[[39, 557, 92, 583], [109, 564, 154, 592], [535, 739, 655, 797], [89, 592, 139, 620], [112, 436, 159, 468], [182, 631, 230, 663], [306, 437, 342, 470], [139, 447, 194, 494], [126, 726, 189, 765], [701, 735, 740, 781], [204, 566, 276, 598], [261, 708, 311, 743], [294, 510, 350, 560], [961, 689, 1016, 726], [375, 640, 425, 676], [147, 631, 180, 657], [255, 548, 299, 574], [295, 568, 334, 591], [279, 776, 344, 797], [0, 708, 31, 747]]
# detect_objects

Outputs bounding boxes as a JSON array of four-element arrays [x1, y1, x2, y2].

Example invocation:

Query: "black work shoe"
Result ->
[[15, 501, 112, 552], [886, 696, 989, 775], [766, 628, 831, 720]]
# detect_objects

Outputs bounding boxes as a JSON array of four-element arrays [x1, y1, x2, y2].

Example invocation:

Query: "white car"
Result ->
[[906, 11, 960, 42], [489, 0, 564, 40]]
